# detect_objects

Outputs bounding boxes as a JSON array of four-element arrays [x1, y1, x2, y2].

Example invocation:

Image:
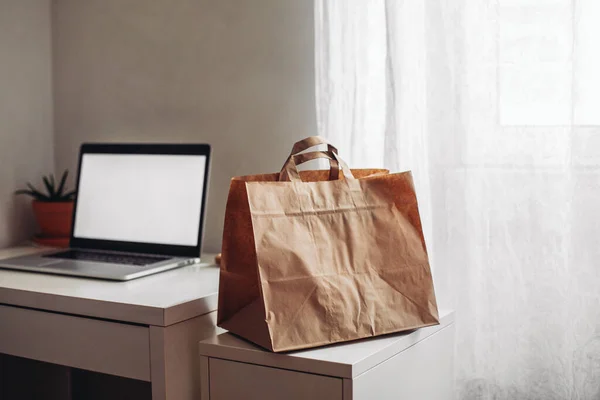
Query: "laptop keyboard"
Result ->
[[45, 250, 169, 266]]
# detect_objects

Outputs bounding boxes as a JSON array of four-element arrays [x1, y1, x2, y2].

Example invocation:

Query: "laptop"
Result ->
[[0, 143, 211, 281]]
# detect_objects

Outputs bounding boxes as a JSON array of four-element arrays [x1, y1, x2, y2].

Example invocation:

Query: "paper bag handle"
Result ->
[[279, 151, 355, 182], [290, 136, 338, 155], [280, 136, 339, 181]]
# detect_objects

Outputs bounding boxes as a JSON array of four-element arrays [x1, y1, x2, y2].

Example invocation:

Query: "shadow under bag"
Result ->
[[217, 136, 439, 352]]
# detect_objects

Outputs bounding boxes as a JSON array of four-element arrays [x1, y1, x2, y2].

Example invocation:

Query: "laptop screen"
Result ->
[[73, 153, 208, 247]]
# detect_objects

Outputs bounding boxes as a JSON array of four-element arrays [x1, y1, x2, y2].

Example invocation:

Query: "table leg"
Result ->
[[149, 312, 222, 400]]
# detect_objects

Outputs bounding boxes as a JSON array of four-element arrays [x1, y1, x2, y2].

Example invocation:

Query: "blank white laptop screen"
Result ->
[[73, 153, 207, 246]]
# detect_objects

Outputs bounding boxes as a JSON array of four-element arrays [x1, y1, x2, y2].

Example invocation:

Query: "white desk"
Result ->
[[199, 310, 455, 400], [0, 246, 223, 400]]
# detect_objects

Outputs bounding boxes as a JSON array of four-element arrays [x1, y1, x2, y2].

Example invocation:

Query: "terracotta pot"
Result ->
[[31, 200, 74, 237]]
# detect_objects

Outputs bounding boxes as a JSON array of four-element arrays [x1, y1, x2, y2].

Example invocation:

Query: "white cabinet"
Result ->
[[199, 310, 455, 400], [209, 359, 342, 400]]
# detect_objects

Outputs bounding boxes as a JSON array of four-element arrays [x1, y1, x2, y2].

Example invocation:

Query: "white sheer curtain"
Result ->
[[316, 1, 600, 399]]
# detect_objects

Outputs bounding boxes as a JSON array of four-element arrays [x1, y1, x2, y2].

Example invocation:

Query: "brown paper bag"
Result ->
[[217, 136, 439, 352]]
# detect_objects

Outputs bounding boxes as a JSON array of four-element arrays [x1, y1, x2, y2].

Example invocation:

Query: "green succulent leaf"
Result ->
[[18, 184, 50, 201], [14, 189, 34, 196], [43, 176, 55, 197], [16, 170, 74, 202], [60, 189, 76, 201], [57, 170, 69, 196], [26, 183, 39, 193]]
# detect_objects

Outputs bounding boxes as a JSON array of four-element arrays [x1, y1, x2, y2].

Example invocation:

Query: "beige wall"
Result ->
[[0, 0, 54, 247], [52, 0, 316, 253]]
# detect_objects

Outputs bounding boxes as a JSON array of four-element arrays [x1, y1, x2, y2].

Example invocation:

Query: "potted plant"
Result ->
[[15, 170, 76, 240]]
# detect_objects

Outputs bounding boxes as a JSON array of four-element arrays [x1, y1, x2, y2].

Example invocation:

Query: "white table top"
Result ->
[[0, 246, 220, 326], [199, 310, 454, 379]]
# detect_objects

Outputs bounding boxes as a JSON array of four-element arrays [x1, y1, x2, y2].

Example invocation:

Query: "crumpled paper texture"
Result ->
[[218, 164, 439, 352]]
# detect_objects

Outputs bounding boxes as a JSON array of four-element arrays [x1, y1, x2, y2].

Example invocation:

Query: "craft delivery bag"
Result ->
[[217, 137, 439, 352]]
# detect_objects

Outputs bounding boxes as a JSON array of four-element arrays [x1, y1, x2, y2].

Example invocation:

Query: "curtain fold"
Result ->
[[315, 1, 600, 399], [315, 0, 438, 273]]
